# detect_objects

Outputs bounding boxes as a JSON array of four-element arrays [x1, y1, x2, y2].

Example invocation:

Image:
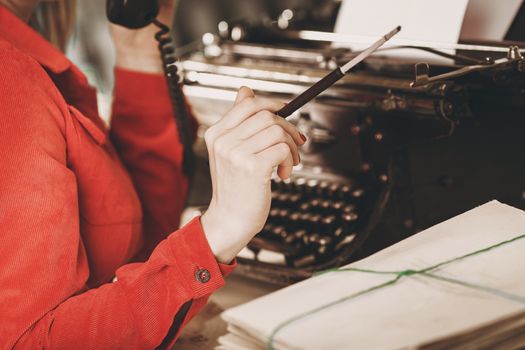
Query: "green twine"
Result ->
[[266, 233, 525, 350]]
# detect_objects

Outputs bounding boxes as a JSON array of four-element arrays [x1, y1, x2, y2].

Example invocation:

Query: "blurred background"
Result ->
[[70, 0, 342, 120]]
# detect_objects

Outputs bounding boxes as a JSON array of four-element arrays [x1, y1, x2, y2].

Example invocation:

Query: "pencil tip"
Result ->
[[397, 25, 402, 32]]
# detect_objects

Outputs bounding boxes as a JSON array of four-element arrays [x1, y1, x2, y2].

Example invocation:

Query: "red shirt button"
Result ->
[[195, 268, 211, 283]]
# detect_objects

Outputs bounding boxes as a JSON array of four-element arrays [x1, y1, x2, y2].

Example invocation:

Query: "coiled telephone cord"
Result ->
[[152, 19, 194, 178]]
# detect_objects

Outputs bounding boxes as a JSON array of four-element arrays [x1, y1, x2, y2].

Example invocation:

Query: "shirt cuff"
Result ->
[[167, 216, 236, 299], [218, 259, 237, 276]]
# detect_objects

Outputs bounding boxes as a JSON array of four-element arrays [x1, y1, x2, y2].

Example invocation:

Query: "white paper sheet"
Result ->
[[460, 0, 524, 41], [333, 0, 470, 62], [221, 201, 525, 350]]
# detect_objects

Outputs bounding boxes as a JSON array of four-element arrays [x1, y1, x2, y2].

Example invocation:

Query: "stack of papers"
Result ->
[[219, 201, 525, 349]]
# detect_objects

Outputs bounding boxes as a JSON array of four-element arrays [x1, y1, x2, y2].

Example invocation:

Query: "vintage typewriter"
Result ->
[[180, 11, 525, 285]]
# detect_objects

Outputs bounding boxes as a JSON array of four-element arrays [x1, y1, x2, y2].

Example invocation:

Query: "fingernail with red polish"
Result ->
[[300, 133, 307, 143]]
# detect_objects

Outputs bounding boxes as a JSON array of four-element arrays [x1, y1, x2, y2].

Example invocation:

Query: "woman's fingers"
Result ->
[[256, 143, 295, 179], [230, 110, 305, 147], [218, 97, 286, 131], [206, 87, 254, 153], [206, 102, 288, 153], [205, 86, 302, 183], [241, 124, 300, 165], [234, 86, 255, 105]]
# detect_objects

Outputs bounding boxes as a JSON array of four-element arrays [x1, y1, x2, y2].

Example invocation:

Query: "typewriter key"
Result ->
[[289, 212, 302, 230], [269, 208, 280, 223], [294, 229, 307, 241], [342, 213, 359, 232], [309, 198, 321, 208], [294, 177, 307, 194], [319, 235, 333, 246], [321, 215, 337, 233], [277, 193, 290, 204], [317, 236, 333, 255], [306, 179, 319, 197], [284, 230, 298, 244], [284, 235, 294, 245], [352, 188, 365, 199], [293, 254, 316, 268], [272, 226, 288, 240], [282, 178, 293, 192], [342, 204, 357, 214], [272, 178, 283, 191], [301, 232, 312, 246], [257, 249, 286, 266], [335, 233, 357, 251], [295, 213, 309, 231], [300, 212, 312, 223], [289, 194, 301, 206], [318, 181, 330, 197], [331, 200, 345, 211], [342, 212, 359, 223], [329, 183, 340, 197], [342, 212, 359, 221], [289, 211, 301, 221], [278, 209, 291, 221], [308, 233, 321, 245], [320, 199, 331, 212], [309, 214, 322, 231], [299, 202, 311, 212], [339, 185, 352, 199]]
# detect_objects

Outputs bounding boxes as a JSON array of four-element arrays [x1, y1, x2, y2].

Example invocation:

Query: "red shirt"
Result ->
[[0, 6, 234, 349]]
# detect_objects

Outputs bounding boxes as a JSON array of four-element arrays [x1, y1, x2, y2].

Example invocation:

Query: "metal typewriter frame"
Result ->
[[411, 46, 525, 87]]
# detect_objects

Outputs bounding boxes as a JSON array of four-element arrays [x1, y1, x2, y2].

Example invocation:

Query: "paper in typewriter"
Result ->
[[220, 201, 525, 350], [333, 0, 469, 62], [461, 0, 524, 41]]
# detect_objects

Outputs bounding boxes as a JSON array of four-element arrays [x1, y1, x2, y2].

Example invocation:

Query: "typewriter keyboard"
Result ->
[[244, 176, 366, 268]]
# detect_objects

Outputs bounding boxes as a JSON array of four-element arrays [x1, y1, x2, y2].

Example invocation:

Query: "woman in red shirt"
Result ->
[[0, 0, 305, 348]]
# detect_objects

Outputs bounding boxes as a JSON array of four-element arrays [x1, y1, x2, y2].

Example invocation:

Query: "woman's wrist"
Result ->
[[115, 52, 163, 74], [200, 207, 252, 264]]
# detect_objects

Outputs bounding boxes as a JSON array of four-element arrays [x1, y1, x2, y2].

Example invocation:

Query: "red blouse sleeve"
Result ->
[[110, 68, 198, 258], [0, 44, 235, 349]]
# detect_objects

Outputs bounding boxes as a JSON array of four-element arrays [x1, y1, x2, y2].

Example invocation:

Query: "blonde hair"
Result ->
[[31, 0, 77, 51]]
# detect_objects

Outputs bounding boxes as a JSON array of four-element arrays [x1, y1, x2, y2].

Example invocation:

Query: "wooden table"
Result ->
[[174, 273, 280, 349]]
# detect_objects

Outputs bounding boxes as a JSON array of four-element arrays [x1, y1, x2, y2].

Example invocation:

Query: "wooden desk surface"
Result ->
[[174, 272, 280, 349]]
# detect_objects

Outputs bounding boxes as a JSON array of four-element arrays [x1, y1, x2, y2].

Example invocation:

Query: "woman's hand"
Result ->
[[201, 87, 306, 264], [109, 0, 176, 73]]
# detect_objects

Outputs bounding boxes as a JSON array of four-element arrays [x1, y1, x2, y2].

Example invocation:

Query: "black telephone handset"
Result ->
[[107, 0, 194, 178], [106, 0, 159, 29]]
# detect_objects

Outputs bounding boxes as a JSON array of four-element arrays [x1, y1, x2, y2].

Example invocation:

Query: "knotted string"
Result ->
[[267, 233, 525, 350]]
